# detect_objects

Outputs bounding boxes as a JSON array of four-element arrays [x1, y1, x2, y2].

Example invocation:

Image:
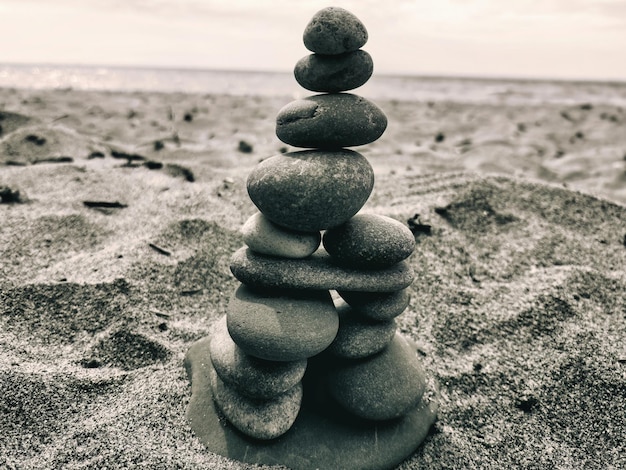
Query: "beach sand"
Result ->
[[1, 86, 625, 469]]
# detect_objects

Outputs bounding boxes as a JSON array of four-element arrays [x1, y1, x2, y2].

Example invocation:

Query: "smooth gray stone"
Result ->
[[209, 316, 307, 399], [323, 214, 416, 269], [227, 285, 338, 361], [185, 336, 439, 470], [230, 247, 415, 292], [327, 333, 427, 421], [303, 7, 368, 55], [241, 212, 321, 259], [328, 302, 397, 359], [275, 94, 387, 149], [338, 288, 411, 320], [247, 149, 374, 232], [209, 366, 302, 440], [294, 50, 373, 93]]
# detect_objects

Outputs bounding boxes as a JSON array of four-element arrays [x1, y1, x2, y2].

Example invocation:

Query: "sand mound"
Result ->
[[0, 110, 33, 137], [1, 165, 624, 468], [0, 124, 106, 165]]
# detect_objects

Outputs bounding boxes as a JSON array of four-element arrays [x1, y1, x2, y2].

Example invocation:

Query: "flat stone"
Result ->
[[209, 316, 307, 399], [209, 366, 303, 440], [323, 214, 416, 269], [276, 94, 387, 149], [327, 333, 427, 421], [247, 149, 374, 231], [185, 336, 439, 469], [230, 247, 415, 292], [303, 7, 368, 55], [226, 285, 339, 361], [328, 301, 396, 359], [294, 50, 373, 93], [241, 212, 321, 259], [338, 288, 411, 320]]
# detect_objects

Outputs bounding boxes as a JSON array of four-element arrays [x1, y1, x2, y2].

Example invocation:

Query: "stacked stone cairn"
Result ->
[[194, 7, 436, 466]]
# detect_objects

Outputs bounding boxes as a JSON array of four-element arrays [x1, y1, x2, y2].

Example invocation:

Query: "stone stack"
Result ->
[[221, 4, 422, 437], [186, 7, 438, 469]]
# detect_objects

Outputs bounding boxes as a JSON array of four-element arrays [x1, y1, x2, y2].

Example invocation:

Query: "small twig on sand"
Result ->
[[51, 114, 70, 123], [33, 156, 74, 164], [180, 288, 203, 296], [83, 201, 128, 209], [150, 310, 171, 318], [148, 243, 171, 256]]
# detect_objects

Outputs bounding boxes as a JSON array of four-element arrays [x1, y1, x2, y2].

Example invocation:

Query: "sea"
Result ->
[[1, 63, 626, 107]]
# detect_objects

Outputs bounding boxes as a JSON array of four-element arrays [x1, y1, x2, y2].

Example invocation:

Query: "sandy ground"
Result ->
[[1, 86, 625, 469]]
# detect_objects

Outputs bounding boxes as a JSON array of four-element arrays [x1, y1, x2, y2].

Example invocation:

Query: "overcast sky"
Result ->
[[1, 0, 625, 80]]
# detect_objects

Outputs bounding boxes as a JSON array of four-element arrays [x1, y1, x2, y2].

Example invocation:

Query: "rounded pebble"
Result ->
[[227, 285, 339, 361], [327, 333, 426, 421], [328, 302, 396, 359], [323, 214, 415, 269], [247, 149, 374, 232], [241, 212, 321, 259], [294, 50, 373, 93], [209, 316, 307, 399], [210, 366, 302, 440], [338, 288, 410, 320], [303, 7, 368, 55], [276, 94, 387, 149]]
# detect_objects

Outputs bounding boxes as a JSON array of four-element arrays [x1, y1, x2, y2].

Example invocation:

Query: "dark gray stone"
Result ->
[[328, 302, 396, 359], [327, 333, 427, 421], [275, 94, 387, 149], [226, 285, 338, 361], [209, 366, 302, 440], [294, 50, 373, 93], [338, 288, 411, 320], [185, 336, 439, 469], [303, 7, 368, 55], [247, 149, 374, 231], [209, 316, 307, 399], [323, 213, 415, 269], [230, 247, 415, 292]]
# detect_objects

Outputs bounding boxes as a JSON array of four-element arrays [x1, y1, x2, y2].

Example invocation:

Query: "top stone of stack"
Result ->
[[303, 7, 368, 55], [295, 7, 373, 93], [282, 6, 384, 146]]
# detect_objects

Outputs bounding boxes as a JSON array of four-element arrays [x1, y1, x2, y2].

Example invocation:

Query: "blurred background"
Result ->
[[1, 0, 625, 85]]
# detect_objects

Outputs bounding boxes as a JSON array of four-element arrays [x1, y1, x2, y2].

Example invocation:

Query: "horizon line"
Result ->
[[2, 61, 626, 86]]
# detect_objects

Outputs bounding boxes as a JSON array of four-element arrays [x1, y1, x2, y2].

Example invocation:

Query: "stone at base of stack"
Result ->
[[185, 335, 439, 470]]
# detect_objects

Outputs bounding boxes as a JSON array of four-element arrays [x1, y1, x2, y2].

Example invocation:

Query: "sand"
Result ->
[[1, 86, 625, 469]]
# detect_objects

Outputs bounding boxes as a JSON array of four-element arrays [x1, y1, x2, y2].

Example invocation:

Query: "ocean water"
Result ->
[[1, 63, 626, 106]]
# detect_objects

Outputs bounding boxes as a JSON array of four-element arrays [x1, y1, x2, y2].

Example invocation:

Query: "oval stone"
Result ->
[[294, 50, 373, 93], [241, 212, 321, 259], [303, 7, 368, 55], [247, 149, 374, 232], [275, 94, 387, 149], [210, 367, 303, 440], [226, 285, 339, 361], [230, 247, 415, 293], [338, 288, 410, 321], [327, 333, 426, 421], [209, 316, 307, 399], [328, 302, 396, 359], [323, 214, 416, 269]]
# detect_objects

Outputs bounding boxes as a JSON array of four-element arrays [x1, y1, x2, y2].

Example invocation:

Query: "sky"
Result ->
[[0, 0, 625, 81]]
